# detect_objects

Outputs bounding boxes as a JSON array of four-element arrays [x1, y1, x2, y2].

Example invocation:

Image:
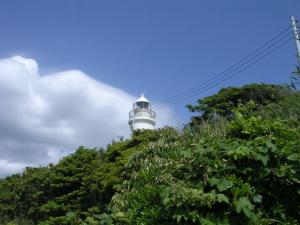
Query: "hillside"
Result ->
[[0, 84, 300, 225]]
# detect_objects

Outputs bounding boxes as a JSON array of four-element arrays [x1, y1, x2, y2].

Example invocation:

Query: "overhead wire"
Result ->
[[155, 37, 293, 109], [152, 26, 293, 109], [155, 36, 293, 108], [153, 26, 292, 106]]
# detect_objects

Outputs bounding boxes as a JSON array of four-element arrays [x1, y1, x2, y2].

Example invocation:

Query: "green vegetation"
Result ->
[[186, 83, 289, 124], [0, 83, 299, 224], [0, 130, 163, 225]]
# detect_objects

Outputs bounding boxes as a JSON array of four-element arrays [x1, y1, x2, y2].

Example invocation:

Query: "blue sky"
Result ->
[[0, 0, 299, 123]]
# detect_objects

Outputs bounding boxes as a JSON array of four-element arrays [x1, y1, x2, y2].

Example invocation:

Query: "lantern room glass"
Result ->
[[135, 102, 150, 110]]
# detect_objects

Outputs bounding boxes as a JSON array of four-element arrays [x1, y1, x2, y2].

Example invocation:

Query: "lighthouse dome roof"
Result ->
[[137, 94, 149, 103]]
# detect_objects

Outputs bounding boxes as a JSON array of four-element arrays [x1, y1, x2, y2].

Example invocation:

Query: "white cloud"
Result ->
[[0, 56, 175, 177]]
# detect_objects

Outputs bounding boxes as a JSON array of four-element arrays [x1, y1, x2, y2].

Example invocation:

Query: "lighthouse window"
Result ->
[[137, 102, 150, 109]]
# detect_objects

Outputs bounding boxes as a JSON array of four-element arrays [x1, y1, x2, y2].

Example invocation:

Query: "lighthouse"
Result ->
[[128, 94, 156, 131]]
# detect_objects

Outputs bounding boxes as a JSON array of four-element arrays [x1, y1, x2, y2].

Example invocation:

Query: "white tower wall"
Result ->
[[128, 95, 156, 131]]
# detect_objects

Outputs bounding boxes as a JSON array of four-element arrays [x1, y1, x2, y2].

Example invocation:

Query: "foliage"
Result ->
[[0, 83, 299, 225], [186, 83, 289, 125], [0, 129, 165, 224], [111, 109, 300, 224], [255, 91, 300, 124]]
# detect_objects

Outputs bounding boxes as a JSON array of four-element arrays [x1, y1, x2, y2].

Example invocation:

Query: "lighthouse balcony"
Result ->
[[128, 109, 156, 124]]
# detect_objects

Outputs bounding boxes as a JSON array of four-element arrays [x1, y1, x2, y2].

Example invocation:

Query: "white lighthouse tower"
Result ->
[[128, 94, 156, 130]]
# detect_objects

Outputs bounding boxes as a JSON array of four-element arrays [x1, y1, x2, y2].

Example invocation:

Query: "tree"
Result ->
[[0, 83, 298, 225], [0, 129, 166, 224], [186, 83, 288, 125], [111, 104, 300, 225]]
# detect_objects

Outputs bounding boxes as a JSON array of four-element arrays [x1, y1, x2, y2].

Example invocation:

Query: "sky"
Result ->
[[0, 0, 299, 176]]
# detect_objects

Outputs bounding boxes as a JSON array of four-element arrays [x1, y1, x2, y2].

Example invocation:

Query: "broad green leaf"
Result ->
[[253, 194, 262, 203], [234, 197, 254, 218], [216, 194, 230, 204], [254, 153, 269, 166], [217, 179, 233, 192], [266, 141, 277, 152], [208, 177, 220, 186], [200, 218, 216, 225], [287, 154, 298, 161], [115, 212, 125, 218]]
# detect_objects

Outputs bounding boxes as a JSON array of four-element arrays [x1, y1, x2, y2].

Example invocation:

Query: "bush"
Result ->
[[111, 111, 300, 224]]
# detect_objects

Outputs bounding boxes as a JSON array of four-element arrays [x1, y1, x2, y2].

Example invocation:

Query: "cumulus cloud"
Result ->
[[0, 56, 174, 177]]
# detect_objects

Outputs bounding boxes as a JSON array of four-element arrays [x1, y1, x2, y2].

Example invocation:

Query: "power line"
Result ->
[[154, 26, 290, 103], [155, 35, 293, 108], [155, 37, 292, 109], [152, 26, 292, 108], [153, 26, 291, 105]]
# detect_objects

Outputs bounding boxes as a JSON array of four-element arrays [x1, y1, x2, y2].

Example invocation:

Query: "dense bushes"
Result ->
[[0, 130, 164, 224], [0, 84, 299, 225], [110, 108, 300, 224], [186, 83, 289, 124]]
